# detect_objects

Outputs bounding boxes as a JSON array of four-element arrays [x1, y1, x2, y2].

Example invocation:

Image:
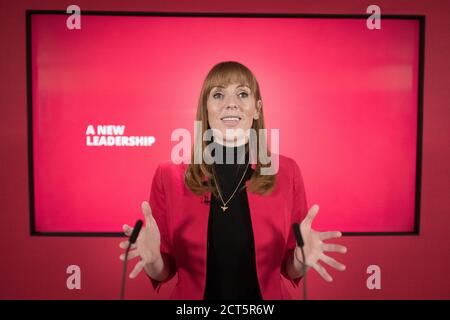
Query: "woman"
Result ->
[[119, 61, 347, 299]]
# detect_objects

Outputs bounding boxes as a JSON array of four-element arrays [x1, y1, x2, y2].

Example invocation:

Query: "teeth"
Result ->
[[221, 117, 240, 121]]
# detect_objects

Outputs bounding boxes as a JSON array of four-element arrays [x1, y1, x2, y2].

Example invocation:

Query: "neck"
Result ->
[[213, 135, 248, 148]]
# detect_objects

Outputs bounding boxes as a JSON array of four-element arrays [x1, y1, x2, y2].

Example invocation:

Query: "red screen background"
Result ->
[[32, 14, 419, 233]]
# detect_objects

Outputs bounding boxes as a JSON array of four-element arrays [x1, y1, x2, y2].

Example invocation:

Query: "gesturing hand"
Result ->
[[119, 201, 162, 279], [294, 204, 347, 282]]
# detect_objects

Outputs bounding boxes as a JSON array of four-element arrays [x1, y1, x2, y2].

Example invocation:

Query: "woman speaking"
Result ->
[[119, 61, 347, 300]]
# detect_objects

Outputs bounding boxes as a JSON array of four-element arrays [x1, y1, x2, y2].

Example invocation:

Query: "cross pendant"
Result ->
[[221, 206, 228, 212]]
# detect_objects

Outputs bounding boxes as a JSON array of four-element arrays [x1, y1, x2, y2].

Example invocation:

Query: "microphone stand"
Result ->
[[292, 223, 308, 300], [120, 219, 143, 300]]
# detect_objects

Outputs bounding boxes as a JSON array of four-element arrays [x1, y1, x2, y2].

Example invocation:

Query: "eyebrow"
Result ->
[[212, 84, 251, 91]]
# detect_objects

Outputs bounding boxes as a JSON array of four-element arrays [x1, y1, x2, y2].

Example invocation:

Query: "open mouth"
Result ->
[[220, 116, 242, 127], [220, 116, 242, 121]]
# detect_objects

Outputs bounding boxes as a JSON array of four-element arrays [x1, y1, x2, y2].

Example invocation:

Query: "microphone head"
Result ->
[[129, 219, 143, 244], [292, 223, 304, 248]]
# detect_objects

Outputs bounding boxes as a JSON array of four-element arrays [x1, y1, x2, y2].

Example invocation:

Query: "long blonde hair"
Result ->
[[184, 61, 276, 198]]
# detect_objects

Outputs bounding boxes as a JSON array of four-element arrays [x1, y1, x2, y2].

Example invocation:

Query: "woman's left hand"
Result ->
[[294, 204, 347, 282]]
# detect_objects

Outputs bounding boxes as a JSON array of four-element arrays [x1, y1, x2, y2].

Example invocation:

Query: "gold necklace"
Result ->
[[212, 162, 250, 212]]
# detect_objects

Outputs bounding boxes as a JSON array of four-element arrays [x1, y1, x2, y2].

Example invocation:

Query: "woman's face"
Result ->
[[207, 82, 261, 145]]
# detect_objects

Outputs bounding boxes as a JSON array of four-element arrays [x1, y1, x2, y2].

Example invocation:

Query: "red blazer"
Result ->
[[148, 154, 308, 299]]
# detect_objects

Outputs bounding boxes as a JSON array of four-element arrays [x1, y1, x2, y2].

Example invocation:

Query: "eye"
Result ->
[[238, 91, 249, 98], [212, 92, 223, 99]]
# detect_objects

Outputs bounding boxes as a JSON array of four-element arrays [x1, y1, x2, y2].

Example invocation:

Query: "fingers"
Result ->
[[312, 262, 333, 282], [129, 259, 146, 279], [120, 250, 140, 261], [141, 201, 153, 227], [122, 224, 133, 237], [120, 225, 137, 249], [302, 204, 319, 229], [119, 240, 137, 250], [319, 231, 342, 241], [294, 247, 306, 265], [322, 243, 347, 254], [320, 253, 346, 271]]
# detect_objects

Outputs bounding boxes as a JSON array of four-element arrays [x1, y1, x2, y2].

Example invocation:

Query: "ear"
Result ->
[[254, 100, 262, 120]]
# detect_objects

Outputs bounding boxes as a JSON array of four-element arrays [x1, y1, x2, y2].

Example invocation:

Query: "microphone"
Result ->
[[120, 219, 143, 300], [292, 223, 308, 300], [129, 220, 143, 244], [292, 222, 304, 247]]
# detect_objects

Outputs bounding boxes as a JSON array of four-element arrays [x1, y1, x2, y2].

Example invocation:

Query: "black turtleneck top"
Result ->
[[203, 141, 262, 300]]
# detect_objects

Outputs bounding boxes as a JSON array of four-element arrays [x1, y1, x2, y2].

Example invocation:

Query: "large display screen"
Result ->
[[28, 12, 423, 235]]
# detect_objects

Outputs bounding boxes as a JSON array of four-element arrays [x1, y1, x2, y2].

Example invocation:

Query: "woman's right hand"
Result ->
[[119, 201, 162, 279]]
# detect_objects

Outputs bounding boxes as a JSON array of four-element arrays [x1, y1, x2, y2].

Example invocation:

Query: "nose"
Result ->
[[226, 104, 238, 110], [224, 95, 239, 110]]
